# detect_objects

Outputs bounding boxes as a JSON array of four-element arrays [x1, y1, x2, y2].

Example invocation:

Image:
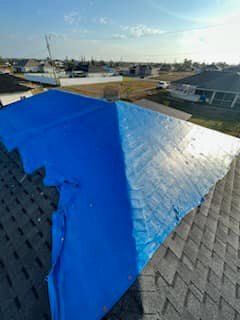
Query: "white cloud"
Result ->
[[112, 34, 127, 40], [121, 24, 164, 38], [71, 28, 89, 34], [64, 12, 81, 25], [95, 17, 110, 25], [99, 17, 108, 24]]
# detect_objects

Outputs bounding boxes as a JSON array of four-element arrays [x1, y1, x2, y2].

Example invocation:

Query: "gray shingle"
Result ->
[[0, 144, 59, 320], [107, 157, 240, 320], [173, 71, 240, 93]]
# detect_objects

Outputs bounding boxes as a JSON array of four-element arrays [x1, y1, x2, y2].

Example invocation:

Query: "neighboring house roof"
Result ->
[[0, 74, 31, 94], [1, 142, 240, 320], [136, 99, 192, 121], [204, 64, 221, 71], [66, 63, 108, 73], [174, 71, 240, 92], [225, 66, 240, 73], [15, 59, 40, 68]]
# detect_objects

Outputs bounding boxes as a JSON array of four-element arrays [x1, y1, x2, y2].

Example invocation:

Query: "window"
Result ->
[[195, 89, 214, 100], [212, 92, 236, 108], [215, 92, 225, 99], [234, 96, 240, 109]]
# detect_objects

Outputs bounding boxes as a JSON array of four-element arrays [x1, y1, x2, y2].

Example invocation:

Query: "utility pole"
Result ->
[[45, 34, 58, 85]]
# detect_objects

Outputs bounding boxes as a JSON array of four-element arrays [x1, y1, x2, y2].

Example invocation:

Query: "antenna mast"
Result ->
[[45, 34, 58, 85]]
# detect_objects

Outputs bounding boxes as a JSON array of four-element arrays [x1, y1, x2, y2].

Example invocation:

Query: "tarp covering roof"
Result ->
[[0, 89, 239, 320]]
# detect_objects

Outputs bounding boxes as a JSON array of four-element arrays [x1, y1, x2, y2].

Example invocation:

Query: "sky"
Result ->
[[1, 0, 240, 63]]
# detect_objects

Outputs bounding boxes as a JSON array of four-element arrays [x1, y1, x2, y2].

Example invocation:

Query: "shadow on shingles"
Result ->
[[104, 278, 144, 320], [0, 142, 59, 320]]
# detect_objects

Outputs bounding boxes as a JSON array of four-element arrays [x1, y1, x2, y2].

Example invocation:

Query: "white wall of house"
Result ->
[[42, 66, 54, 73], [169, 89, 200, 102], [24, 73, 123, 87], [88, 72, 115, 78], [25, 66, 40, 73], [16, 66, 41, 73], [169, 84, 199, 102], [24, 73, 58, 85], [0, 91, 33, 106], [169, 84, 240, 108]]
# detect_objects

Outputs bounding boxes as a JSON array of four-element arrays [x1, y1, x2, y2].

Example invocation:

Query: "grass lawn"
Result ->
[[63, 78, 157, 100], [149, 91, 240, 137], [151, 72, 195, 82], [190, 118, 240, 137]]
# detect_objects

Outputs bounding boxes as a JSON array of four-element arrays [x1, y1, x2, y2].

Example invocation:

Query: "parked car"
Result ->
[[156, 81, 168, 89]]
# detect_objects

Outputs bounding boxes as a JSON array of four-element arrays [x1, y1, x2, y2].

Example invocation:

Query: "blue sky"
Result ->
[[1, 0, 240, 62]]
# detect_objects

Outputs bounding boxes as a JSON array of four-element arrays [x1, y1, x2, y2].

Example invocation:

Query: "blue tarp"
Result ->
[[0, 89, 239, 319]]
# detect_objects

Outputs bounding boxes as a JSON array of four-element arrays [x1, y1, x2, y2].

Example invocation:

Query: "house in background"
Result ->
[[87, 64, 114, 77], [159, 63, 173, 72], [118, 66, 130, 76], [39, 61, 54, 73], [0, 63, 11, 74], [224, 65, 240, 72], [13, 59, 41, 73], [202, 63, 222, 72], [0, 73, 33, 106], [170, 70, 240, 108], [54, 59, 65, 70], [151, 66, 161, 77], [65, 62, 113, 78], [129, 64, 152, 77]]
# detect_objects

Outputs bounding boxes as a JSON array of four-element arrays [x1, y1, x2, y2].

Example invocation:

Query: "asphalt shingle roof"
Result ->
[[0, 74, 31, 94], [174, 71, 240, 93], [0, 143, 58, 320], [0, 141, 240, 320], [107, 156, 240, 320]]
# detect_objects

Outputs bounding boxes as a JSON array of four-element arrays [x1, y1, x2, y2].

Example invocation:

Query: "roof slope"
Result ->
[[0, 143, 240, 320], [0, 74, 30, 94], [0, 90, 239, 320], [174, 71, 240, 92], [107, 156, 240, 320]]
